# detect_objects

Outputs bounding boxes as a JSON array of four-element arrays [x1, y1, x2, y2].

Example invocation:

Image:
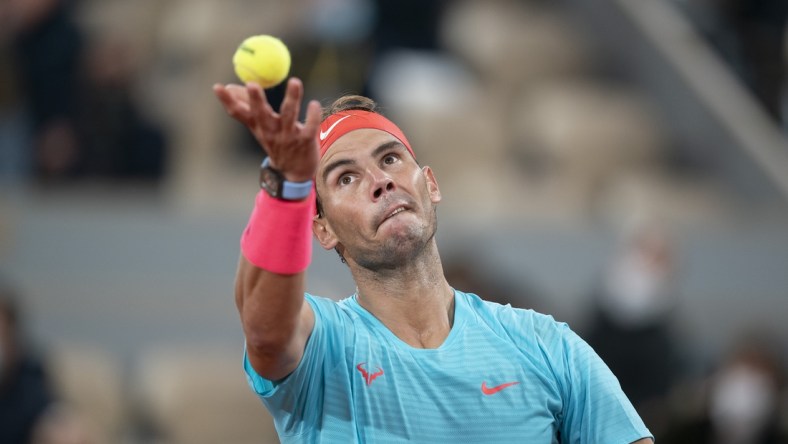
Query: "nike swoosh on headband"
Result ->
[[319, 115, 351, 141]]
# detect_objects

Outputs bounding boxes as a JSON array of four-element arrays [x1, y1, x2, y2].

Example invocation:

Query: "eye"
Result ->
[[338, 174, 355, 186], [383, 153, 399, 165]]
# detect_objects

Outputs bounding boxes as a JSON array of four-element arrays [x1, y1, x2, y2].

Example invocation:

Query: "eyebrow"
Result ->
[[321, 140, 405, 184]]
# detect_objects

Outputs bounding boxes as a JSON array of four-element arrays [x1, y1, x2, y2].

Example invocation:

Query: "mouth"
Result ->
[[386, 206, 407, 219], [377, 204, 410, 229]]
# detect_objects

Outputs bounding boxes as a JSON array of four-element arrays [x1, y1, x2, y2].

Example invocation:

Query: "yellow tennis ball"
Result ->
[[232, 35, 291, 88]]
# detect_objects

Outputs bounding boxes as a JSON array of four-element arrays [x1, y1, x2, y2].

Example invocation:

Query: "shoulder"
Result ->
[[305, 293, 358, 321], [304, 293, 365, 342], [459, 290, 568, 344]]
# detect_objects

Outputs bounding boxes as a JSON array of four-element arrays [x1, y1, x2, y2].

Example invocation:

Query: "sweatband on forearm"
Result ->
[[240, 189, 315, 274]]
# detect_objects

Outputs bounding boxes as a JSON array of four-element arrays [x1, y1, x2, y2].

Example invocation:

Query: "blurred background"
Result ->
[[1, 0, 787, 442]]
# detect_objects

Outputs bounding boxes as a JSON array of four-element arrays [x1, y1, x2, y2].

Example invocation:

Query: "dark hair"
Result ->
[[321, 95, 380, 120]]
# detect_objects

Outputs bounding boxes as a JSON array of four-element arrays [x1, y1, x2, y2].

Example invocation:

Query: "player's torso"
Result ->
[[319, 313, 563, 443]]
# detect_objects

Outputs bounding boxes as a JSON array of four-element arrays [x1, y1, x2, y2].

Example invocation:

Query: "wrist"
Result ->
[[259, 157, 313, 201], [267, 158, 312, 183], [283, 172, 313, 183]]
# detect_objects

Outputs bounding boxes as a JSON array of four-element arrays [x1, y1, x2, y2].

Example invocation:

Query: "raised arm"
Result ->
[[214, 78, 321, 381]]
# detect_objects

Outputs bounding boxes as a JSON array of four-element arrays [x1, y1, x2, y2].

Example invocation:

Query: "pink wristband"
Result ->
[[240, 190, 315, 274]]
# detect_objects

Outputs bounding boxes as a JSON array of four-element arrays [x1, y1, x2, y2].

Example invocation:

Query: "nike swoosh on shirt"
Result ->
[[481, 381, 520, 395], [319, 115, 351, 141]]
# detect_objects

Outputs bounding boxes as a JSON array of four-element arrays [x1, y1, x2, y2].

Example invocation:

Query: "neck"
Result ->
[[348, 240, 454, 349]]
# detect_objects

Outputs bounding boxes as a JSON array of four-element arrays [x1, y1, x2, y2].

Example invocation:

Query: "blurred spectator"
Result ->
[[0, 280, 55, 444], [365, 0, 448, 99], [0, 25, 30, 182], [4, 0, 83, 180], [371, 0, 444, 53], [583, 225, 683, 433], [713, 0, 787, 123], [662, 335, 788, 444], [687, 0, 788, 123], [74, 37, 167, 181], [31, 403, 99, 444], [3, 0, 167, 183]]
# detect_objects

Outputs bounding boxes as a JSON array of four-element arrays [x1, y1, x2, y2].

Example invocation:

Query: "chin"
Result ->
[[355, 226, 435, 271]]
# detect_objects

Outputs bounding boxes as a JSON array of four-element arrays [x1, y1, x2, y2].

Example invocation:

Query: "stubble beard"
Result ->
[[352, 207, 438, 272]]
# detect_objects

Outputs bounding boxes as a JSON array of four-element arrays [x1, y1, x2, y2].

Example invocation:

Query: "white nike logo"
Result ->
[[319, 115, 351, 141]]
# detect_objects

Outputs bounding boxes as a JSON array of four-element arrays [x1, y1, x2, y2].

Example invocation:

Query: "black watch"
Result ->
[[259, 158, 313, 200]]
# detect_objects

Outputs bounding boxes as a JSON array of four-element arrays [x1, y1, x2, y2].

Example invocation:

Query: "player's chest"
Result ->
[[335, 330, 562, 442]]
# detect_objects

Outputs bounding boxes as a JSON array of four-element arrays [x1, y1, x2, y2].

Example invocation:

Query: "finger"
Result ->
[[247, 82, 263, 122], [223, 84, 254, 114], [213, 83, 235, 109], [247, 82, 278, 135], [214, 84, 251, 121], [224, 84, 250, 102], [279, 78, 303, 131], [303, 99, 322, 139]]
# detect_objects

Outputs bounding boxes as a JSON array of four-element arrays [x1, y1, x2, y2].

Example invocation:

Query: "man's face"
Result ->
[[314, 129, 441, 270]]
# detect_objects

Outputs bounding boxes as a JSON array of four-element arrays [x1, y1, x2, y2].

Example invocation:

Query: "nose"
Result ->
[[370, 169, 395, 200]]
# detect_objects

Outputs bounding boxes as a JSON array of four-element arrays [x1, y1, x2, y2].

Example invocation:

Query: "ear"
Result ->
[[422, 166, 441, 204], [313, 215, 339, 250]]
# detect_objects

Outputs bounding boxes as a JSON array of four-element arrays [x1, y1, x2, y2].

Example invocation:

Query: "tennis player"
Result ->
[[213, 77, 654, 443]]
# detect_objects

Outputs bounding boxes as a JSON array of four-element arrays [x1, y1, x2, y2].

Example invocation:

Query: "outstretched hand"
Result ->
[[213, 78, 322, 182]]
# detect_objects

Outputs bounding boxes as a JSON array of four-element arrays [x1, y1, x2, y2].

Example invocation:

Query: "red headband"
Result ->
[[318, 110, 414, 158]]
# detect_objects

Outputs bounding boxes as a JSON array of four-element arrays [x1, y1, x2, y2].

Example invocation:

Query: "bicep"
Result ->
[[246, 300, 315, 381]]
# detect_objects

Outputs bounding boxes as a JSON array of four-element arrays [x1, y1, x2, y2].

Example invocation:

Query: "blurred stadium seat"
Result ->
[[47, 343, 126, 442], [135, 346, 278, 444]]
